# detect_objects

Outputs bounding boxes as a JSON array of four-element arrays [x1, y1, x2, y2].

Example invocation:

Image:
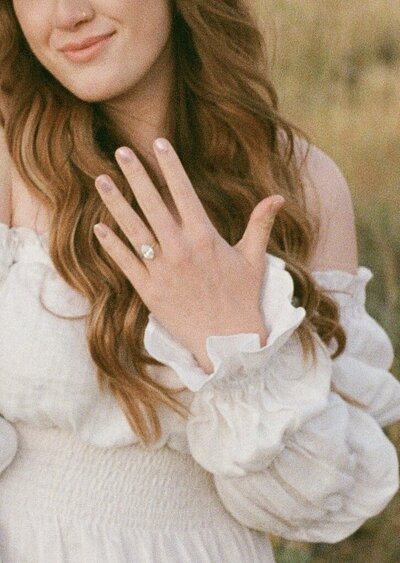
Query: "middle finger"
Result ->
[[115, 147, 179, 245]]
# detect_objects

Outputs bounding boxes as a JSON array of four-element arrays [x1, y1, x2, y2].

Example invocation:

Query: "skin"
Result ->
[[13, 0, 175, 178], [12, 0, 285, 373]]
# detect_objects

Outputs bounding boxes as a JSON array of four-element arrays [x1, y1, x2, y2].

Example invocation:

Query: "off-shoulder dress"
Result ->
[[0, 222, 399, 562]]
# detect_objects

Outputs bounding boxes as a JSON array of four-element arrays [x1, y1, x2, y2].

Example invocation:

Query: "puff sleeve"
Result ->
[[0, 416, 18, 474], [312, 267, 400, 428], [143, 254, 400, 543]]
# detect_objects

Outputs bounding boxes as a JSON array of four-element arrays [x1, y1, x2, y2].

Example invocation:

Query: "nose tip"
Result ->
[[55, 7, 94, 30]]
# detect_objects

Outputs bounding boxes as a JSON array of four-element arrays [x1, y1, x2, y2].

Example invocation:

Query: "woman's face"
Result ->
[[12, 0, 174, 102]]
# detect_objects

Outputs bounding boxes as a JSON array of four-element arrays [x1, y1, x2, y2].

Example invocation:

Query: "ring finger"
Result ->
[[95, 174, 160, 264]]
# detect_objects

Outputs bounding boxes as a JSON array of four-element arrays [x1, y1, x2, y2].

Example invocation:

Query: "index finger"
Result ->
[[153, 138, 210, 227]]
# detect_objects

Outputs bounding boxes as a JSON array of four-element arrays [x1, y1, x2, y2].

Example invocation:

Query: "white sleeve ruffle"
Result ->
[[0, 415, 18, 474], [0, 215, 19, 475], [143, 254, 400, 543], [0, 223, 16, 284], [312, 267, 400, 427]]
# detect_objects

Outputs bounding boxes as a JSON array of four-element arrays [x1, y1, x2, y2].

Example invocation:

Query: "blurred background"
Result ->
[[254, 0, 400, 561]]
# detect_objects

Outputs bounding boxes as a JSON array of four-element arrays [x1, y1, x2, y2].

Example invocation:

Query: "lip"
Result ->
[[60, 32, 115, 63]]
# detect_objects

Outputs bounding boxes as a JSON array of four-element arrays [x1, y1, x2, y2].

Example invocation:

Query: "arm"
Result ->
[[144, 145, 400, 542], [302, 140, 400, 427]]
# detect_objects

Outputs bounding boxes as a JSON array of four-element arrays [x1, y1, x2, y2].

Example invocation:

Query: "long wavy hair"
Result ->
[[0, 0, 366, 445]]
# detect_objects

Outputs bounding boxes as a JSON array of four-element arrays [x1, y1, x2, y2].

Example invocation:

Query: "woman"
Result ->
[[0, 1, 399, 561]]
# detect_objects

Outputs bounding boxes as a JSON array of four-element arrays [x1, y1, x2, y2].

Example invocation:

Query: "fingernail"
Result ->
[[116, 147, 133, 163], [96, 175, 113, 192], [154, 138, 169, 153], [94, 224, 107, 238], [271, 196, 285, 211]]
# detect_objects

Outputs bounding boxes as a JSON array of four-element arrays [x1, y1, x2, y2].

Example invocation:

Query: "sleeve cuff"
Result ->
[[143, 253, 306, 392]]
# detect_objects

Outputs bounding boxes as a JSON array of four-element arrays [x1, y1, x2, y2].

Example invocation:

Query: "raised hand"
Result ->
[[93, 138, 284, 373]]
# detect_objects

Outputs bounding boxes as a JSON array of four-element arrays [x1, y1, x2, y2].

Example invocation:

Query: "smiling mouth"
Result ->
[[61, 33, 115, 64]]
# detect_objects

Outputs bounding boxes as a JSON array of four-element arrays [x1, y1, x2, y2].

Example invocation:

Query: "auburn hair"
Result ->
[[0, 0, 366, 445]]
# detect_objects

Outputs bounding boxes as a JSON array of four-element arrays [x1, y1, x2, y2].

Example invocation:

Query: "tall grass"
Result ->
[[253, 1, 400, 561]]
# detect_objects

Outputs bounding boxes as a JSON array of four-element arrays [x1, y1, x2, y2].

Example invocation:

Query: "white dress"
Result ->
[[0, 221, 399, 563]]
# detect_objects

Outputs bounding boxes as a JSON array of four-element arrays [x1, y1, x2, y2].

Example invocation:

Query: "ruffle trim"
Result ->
[[0, 415, 18, 474], [0, 223, 16, 280], [0, 222, 50, 280], [143, 253, 306, 392], [311, 266, 373, 310]]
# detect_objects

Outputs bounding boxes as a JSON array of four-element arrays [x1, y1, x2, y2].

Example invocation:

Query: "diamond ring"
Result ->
[[140, 242, 157, 261]]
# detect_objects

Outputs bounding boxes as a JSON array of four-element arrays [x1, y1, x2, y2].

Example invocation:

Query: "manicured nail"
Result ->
[[94, 224, 107, 238], [96, 175, 113, 192], [154, 138, 169, 153], [116, 147, 133, 163]]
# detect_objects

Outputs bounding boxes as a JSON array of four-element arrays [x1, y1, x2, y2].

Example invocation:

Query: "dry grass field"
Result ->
[[253, 1, 400, 561]]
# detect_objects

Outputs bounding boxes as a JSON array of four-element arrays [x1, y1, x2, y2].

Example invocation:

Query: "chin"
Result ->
[[62, 81, 124, 103], [73, 90, 116, 103]]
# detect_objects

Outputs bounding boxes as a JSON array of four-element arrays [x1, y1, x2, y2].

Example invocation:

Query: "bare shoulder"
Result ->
[[293, 136, 352, 216], [293, 135, 359, 273], [0, 125, 12, 226]]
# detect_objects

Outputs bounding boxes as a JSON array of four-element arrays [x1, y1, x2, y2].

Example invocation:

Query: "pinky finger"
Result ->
[[93, 223, 148, 290]]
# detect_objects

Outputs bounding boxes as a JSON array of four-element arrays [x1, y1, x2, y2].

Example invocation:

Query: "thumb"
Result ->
[[236, 195, 285, 267]]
